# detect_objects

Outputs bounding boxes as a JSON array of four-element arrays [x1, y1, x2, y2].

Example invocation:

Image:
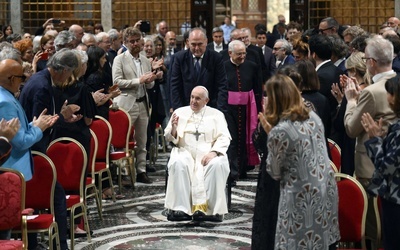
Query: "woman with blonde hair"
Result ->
[[331, 51, 371, 175], [259, 74, 340, 250]]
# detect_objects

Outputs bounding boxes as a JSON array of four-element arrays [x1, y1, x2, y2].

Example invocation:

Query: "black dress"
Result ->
[[85, 70, 113, 119], [52, 81, 97, 156], [251, 125, 280, 250]]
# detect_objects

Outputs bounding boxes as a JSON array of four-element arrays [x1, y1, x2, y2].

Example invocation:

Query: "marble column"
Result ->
[[101, 0, 112, 32], [10, 0, 22, 34]]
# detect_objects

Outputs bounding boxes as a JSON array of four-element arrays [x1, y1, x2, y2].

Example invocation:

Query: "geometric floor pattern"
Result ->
[[73, 152, 258, 250]]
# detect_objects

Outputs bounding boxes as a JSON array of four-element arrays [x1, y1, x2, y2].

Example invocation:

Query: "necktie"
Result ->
[[194, 57, 201, 78]]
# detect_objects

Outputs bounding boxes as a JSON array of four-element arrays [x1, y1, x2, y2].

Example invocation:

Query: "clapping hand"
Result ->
[[361, 113, 384, 138], [0, 118, 20, 141], [32, 109, 59, 131], [258, 112, 272, 134]]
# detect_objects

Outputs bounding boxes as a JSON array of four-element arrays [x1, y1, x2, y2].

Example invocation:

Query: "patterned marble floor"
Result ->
[[73, 152, 258, 250]]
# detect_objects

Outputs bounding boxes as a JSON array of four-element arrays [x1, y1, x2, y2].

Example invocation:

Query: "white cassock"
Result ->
[[164, 105, 231, 216]]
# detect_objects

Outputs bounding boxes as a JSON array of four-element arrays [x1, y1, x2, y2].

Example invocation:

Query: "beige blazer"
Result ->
[[345, 71, 397, 178], [112, 51, 154, 112]]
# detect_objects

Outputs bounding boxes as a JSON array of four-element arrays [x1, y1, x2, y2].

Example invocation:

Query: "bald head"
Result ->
[[69, 24, 84, 41], [0, 59, 24, 93]]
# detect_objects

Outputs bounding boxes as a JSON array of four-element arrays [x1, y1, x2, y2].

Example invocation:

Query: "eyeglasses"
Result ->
[[8, 75, 27, 82], [234, 52, 247, 56], [362, 57, 377, 63], [318, 26, 334, 33], [272, 47, 282, 51]]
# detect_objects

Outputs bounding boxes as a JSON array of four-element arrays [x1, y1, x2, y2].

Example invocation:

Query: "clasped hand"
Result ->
[[60, 100, 82, 123]]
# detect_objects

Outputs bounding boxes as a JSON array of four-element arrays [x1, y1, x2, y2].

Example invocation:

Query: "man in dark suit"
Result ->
[[308, 34, 342, 116], [206, 27, 227, 53], [170, 28, 228, 113], [242, 28, 268, 82], [272, 39, 295, 69], [19, 49, 82, 250], [255, 29, 276, 81]]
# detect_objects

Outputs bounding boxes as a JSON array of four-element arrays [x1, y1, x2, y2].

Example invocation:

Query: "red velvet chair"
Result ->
[[90, 116, 117, 201], [108, 107, 135, 189], [85, 130, 103, 219], [47, 137, 91, 249], [335, 173, 367, 249], [328, 138, 341, 172], [0, 168, 31, 250], [12, 151, 60, 250]]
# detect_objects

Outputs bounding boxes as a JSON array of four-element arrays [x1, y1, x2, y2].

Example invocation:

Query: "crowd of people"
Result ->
[[1, 13, 400, 250]]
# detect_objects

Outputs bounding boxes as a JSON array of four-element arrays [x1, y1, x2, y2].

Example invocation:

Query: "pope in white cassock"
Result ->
[[164, 86, 231, 222]]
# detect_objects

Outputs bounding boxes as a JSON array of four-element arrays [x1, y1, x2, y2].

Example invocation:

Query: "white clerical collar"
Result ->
[[372, 70, 395, 83], [230, 58, 240, 66], [315, 59, 331, 71]]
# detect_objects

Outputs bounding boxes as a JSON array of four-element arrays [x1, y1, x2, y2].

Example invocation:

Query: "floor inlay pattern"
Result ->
[[73, 152, 258, 250]]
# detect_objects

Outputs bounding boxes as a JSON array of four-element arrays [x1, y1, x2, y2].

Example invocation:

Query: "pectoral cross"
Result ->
[[194, 129, 201, 141]]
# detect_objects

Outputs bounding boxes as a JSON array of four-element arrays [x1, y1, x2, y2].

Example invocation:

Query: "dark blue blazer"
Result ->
[[169, 49, 228, 114], [19, 69, 56, 153]]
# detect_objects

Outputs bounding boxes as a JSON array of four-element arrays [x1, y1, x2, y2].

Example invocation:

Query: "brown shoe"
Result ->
[[136, 172, 153, 184]]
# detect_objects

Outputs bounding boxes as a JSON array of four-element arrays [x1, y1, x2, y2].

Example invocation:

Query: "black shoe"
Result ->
[[193, 210, 224, 222], [146, 164, 156, 172], [167, 210, 192, 221], [121, 176, 133, 187], [192, 210, 207, 221], [136, 172, 153, 184]]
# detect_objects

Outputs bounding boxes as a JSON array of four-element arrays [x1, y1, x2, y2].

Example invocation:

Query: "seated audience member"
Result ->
[[259, 74, 339, 249], [164, 86, 231, 222], [362, 76, 400, 250]]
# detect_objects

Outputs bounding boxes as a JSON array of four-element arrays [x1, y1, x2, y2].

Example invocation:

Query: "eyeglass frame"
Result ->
[[361, 57, 377, 63], [318, 26, 334, 33], [8, 75, 27, 82]]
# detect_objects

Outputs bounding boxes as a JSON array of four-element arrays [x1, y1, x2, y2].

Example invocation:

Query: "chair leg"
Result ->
[[94, 187, 103, 220], [82, 205, 91, 243], [48, 222, 60, 250]]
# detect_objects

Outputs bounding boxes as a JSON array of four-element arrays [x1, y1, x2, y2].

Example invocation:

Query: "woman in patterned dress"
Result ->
[[258, 74, 340, 250]]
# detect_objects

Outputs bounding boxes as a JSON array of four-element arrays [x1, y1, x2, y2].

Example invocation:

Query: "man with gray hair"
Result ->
[[19, 48, 81, 152], [54, 30, 75, 51], [224, 40, 262, 179], [344, 36, 397, 245], [82, 33, 96, 47], [272, 38, 294, 68], [19, 48, 82, 250], [318, 16, 340, 35], [108, 28, 122, 64]]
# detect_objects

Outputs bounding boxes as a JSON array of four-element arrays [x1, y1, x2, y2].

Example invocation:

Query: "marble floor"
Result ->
[[73, 152, 258, 250]]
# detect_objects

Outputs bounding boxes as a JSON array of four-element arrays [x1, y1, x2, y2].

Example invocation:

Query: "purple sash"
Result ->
[[228, 90, 260, 165]]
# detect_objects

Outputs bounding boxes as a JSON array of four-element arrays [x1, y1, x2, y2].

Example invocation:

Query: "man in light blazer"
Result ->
[[0, 59, 57, 181], [112, 27, 163, 184], [344, 36, 397, 244]]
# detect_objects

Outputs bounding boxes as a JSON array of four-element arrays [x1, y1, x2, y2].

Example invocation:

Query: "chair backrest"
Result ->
[[335, 173, 367, 248], [330, 160, 338, 173], [108, 107, 132, 151], [90, 116, 112, 163], [328, 138, 341, 172], [88, 130, 98, 175], [28, 151, 56, 212], [0, 168, 25, 230], [47, 137, 87, 197]]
